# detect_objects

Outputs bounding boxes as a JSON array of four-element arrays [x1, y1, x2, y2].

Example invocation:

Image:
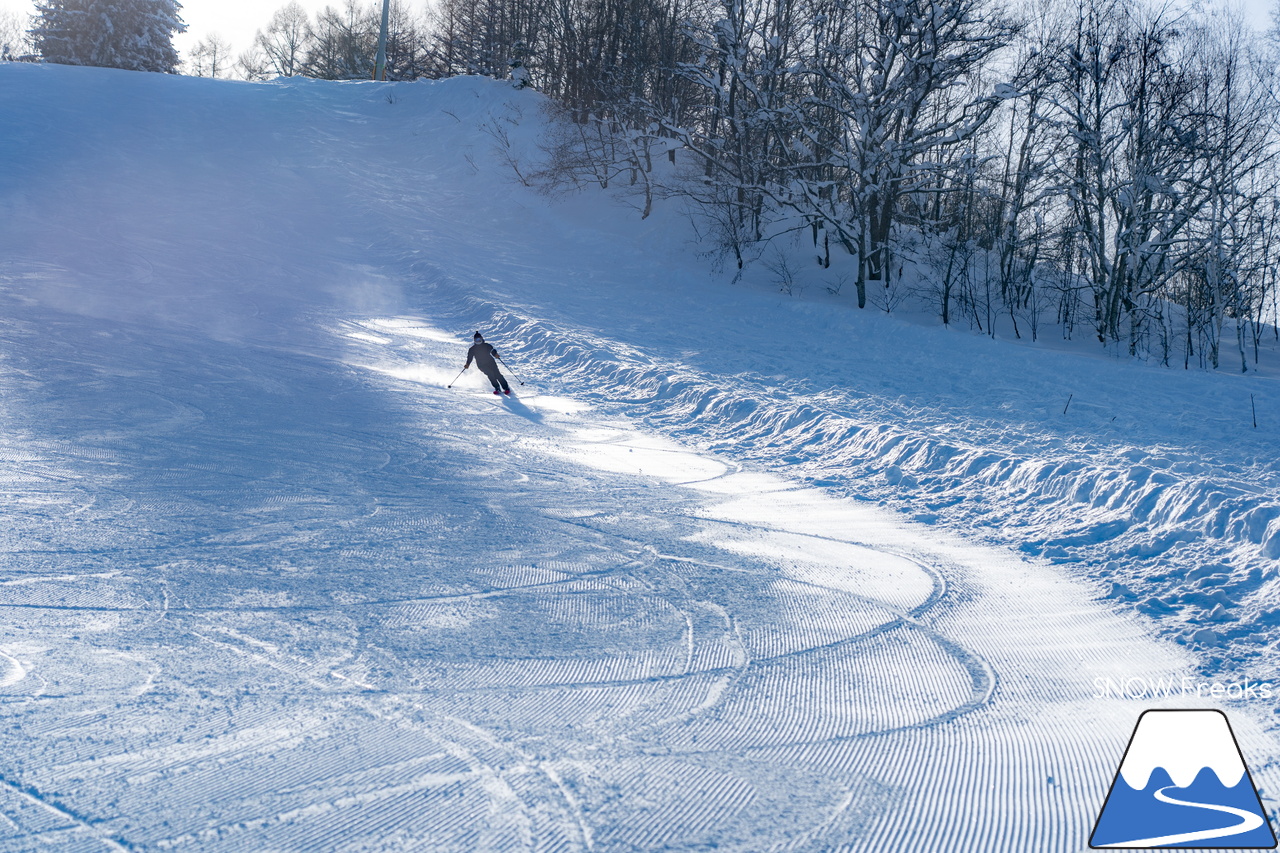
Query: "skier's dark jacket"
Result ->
[[465, 342, 501, 374]]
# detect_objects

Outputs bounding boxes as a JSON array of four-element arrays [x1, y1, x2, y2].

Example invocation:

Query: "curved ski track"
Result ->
[[321, 289, 1233, 851]]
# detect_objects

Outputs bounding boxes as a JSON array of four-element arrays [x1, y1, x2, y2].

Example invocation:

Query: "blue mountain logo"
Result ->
[[1091, 709, 1277, 849]]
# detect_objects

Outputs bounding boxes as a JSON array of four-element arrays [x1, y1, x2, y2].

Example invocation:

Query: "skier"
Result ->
[[464, 332, 511, 395]]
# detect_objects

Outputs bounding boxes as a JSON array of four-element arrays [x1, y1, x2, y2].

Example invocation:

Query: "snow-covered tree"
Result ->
[[32, 0, 186, 73], [650, 0, 1014, 299], [1001, 0, 1280, 360], [476, 0, 1276, 362], [826, 0, 1017, 306]]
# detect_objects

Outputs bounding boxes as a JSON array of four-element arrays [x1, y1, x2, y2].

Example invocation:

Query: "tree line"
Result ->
[[494, 0, 1280, 369]]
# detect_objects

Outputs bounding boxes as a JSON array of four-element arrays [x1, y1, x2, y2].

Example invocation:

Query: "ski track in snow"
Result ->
[[0, 64, 1276, 851], [423, 285, 1280, 671], [351, 316, 1277, 852]]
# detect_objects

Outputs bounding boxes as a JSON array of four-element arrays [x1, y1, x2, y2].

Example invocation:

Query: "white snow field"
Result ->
[[0, 63, 1278, 851]]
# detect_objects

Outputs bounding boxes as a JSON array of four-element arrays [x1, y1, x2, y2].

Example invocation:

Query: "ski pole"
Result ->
[[446, 367, 466, 388], [498, 356, 525, 386]]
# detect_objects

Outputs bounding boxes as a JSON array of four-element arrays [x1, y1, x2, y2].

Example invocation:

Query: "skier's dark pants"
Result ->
[[482, 366, 510, 393]]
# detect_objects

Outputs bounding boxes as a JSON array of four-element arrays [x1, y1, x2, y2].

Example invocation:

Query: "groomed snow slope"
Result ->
[[0, 63, 1276, 852]]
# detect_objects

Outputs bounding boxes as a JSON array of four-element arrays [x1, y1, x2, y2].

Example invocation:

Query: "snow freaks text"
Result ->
[[1092, 677, 1274, 701]]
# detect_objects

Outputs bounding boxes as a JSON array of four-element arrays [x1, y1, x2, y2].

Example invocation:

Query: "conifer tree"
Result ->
[[32, 0, 186, 73]]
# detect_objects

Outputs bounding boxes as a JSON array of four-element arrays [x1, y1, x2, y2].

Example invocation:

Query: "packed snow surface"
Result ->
[[0, 63, 1277, 851]]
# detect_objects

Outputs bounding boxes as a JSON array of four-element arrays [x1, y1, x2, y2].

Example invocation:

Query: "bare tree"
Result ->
[[186, 32, 233, 77], [427, 0, 548, 79], [236, 43, 271, 81], [1179, 12, 1278, 368], [253, 1, 313, 78], [304, 1, 378, 80], [0, 9, 35, 60], [381, 1, 431, 79]]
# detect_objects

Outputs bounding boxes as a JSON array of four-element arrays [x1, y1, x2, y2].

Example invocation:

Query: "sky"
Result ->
[[0, 0, 1275, 59]]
